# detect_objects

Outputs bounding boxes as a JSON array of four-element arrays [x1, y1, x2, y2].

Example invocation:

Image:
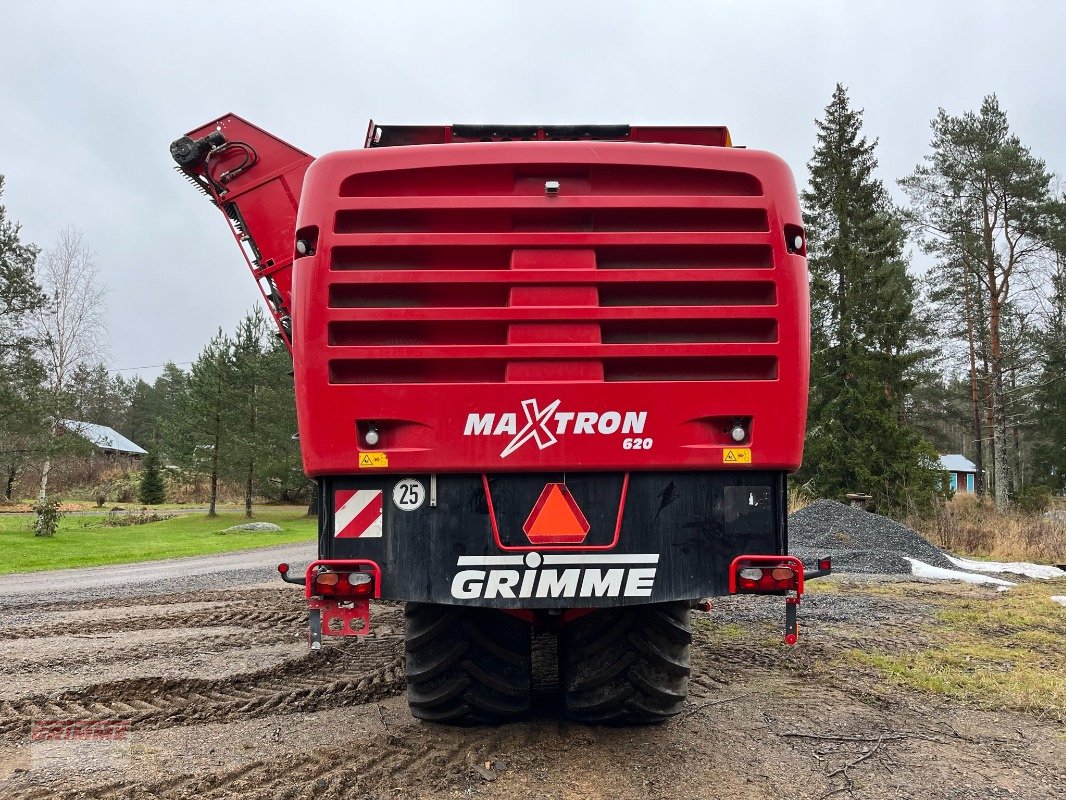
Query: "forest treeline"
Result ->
[[2, 85, 1065, 529], [798, 85, 1066, 514]]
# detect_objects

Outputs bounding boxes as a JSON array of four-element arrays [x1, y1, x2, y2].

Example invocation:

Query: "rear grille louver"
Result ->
[[325, 160, 780, 385]]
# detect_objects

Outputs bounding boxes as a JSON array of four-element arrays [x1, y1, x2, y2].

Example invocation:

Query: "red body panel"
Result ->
[[179, 114, 314, 344], [290, 142, 809, 475]]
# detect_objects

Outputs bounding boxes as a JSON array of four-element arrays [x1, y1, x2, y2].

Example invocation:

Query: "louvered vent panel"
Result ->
[[325, 160, 779, 384]]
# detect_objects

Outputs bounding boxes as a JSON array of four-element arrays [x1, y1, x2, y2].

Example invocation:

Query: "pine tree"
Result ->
[[138, 450, 166, 505], [224, 307, 309, 513], [256, 335, 306, 504], [799, 85, 937, 514], [182, 331, 235, 516], [901, 95, 1061, 510], [228, 308, 270, 518]]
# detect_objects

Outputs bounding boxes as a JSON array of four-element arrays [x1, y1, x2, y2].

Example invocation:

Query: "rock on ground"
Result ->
[[219, 522, 284, 533]]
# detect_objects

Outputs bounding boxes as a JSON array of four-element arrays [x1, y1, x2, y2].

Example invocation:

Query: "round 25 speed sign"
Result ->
[[392, 479, 425, 511]]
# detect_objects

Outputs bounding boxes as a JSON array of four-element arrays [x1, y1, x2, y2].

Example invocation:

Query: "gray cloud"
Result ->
[[1, 1, 1062, 377]]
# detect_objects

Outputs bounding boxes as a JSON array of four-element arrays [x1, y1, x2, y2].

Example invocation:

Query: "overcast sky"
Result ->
[[1, 1, 1062, 380]]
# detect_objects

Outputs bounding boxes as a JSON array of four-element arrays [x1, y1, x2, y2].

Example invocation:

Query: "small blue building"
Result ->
[[939, 454, 978, 494]]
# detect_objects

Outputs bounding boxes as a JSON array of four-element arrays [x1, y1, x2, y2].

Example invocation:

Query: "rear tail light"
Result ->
[[312, 569, 375, 597], [729, 555, 803, 594]]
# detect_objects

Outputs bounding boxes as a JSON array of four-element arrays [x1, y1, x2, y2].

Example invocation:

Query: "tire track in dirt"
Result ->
[[0, 632, 406, 742], [15, 718, 540, 800], [0, 626, 301, 673], [1, 597, 404, 640], [0, 607, 309, 640], [183, 715, 537, 800], [24, 587, 296, 614]]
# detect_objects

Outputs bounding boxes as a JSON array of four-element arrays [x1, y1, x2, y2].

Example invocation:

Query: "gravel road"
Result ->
[[0, 542, 316, 609]]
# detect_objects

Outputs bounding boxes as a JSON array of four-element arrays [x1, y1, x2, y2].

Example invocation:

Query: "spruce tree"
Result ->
[[799, 85, 936, 514], [1033, 255, 1066, 493], [138, 450, 166, 505], [0, 175, 47, 501]]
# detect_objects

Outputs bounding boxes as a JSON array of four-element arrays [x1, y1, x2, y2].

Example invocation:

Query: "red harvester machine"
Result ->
[[171, 117, 829, 724]]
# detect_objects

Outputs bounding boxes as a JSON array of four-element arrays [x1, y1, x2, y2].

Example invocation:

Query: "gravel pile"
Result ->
[[789, 499, 956, 575]]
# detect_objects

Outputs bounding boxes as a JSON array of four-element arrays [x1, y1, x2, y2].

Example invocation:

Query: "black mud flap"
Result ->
[[319, 471, 788, 609]]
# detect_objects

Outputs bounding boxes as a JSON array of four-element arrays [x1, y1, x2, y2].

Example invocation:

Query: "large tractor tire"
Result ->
[[404, 603, 532, 724], [560, 602, 691, 724]]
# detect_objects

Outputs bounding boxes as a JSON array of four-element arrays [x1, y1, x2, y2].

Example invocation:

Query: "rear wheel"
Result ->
[[560, 602, 691, 724], [404, 603, 532, 724]]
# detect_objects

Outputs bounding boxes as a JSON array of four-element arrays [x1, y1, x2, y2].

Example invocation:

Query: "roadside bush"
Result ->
[[921, 494, 1065, 563], [33, 498, 63, 538], [103, 507, 173, 527], [90, 468, 140, 505]]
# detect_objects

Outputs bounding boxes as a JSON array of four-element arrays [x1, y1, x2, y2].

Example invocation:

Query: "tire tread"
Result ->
[[404, 604, 531, 724], [561, 602, 691, 725]]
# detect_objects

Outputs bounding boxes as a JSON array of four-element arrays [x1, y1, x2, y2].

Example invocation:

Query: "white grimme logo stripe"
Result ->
[[451, 553, 659, 599], [544, 553, 659, 565], [457, 555, 526, 566], [463, 398, 648, 458], [456, 554, 659, 566]]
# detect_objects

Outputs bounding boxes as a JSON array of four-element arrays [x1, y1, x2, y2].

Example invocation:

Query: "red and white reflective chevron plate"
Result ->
[[333, 489, 383, 538]]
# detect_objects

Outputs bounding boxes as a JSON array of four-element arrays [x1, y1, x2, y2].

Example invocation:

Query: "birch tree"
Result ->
[[30, 226, 107, 533]]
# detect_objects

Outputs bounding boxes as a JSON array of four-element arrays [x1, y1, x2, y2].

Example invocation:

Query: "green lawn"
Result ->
[[0, 509, 317, 574]]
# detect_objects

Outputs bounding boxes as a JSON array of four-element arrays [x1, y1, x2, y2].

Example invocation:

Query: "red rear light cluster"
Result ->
[[729, 555, 804, 594], [312, 569, 374, 598], [737, 566, 797, 592]]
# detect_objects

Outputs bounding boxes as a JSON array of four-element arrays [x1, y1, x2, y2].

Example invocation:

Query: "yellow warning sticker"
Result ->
[[358, 452, 389, 468], [723, 448, 752, 464]]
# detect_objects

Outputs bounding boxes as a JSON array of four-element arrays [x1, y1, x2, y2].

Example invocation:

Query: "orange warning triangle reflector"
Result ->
[[523, 483, 591, 545]]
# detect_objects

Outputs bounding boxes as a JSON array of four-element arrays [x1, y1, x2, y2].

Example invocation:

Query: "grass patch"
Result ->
[[691, 616, 752, 639], [0, 510, 317, 574], [803, 577, 843, 594], [842, 579, 1066, 722]]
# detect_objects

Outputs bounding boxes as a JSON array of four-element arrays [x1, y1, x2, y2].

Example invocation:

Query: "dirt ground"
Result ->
[[1, 577, 1063, 800]]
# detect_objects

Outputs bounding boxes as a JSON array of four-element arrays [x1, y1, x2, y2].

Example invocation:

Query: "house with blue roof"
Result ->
[[938, 454, 979, 494]]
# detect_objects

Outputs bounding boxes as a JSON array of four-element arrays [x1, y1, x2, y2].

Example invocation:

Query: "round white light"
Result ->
[[364, 426, 380, 447], [296, 239, 309, 255], [739, 568, 763, 581], [793, 235, 803, 251], [731, 425, 746, 442]]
